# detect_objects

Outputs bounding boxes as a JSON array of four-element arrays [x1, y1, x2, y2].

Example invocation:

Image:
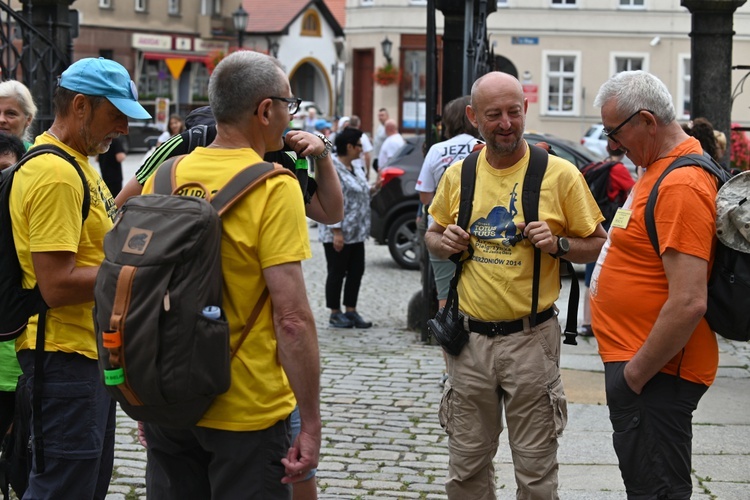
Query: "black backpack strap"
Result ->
[[521, 145, 549, 328], [152, 156, 183, 195], [211, 162, 294, 215], [645, 153, 729, 255], [21, 144, 90, 222], [32, 310, 46, 474], [441, 150, 479, 323]]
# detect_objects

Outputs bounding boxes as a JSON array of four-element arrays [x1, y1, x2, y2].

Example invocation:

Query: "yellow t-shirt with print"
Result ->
[[430, 144, 603, 321], [11, 132, 117, 358], [142, 147, 311, 432]]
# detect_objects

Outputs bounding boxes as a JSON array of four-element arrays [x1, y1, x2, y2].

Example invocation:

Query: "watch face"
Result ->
[[559, 237, 570, 253]]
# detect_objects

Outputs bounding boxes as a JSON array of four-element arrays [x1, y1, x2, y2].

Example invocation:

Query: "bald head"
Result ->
[[471, 72, 524, 108], [385, 119, 399, 136]]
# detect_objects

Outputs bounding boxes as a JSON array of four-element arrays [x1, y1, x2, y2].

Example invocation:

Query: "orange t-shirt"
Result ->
[[590, 137, 719, 386]]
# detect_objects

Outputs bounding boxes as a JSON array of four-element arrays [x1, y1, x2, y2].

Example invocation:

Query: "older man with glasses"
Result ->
[[141, 51, 324, 500], [590, 70, 721, 499]]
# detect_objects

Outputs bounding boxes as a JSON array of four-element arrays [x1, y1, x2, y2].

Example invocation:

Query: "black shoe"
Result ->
[[344, 311, 372, 329], [329, 312, 354, 328], [578, 324, 594, 337]]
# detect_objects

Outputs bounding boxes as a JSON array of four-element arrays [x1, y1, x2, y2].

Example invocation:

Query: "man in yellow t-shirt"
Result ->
[[141, 51, 322, 500], [426, 72, 607, 499], [11, 58, 150, 499]]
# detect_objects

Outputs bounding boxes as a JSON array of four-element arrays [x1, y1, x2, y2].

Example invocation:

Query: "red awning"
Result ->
[[141, 51, 208, 63]]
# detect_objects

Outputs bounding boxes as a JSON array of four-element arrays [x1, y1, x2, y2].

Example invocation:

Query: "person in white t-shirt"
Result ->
[[349, 115, 374, 179], [372, 108, 389, 171], [377, 119, 405, 169], [416, 95, 481, 387]]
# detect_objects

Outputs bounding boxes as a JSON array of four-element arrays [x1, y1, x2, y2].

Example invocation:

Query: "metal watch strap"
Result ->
[[310, 132, 332, 160]]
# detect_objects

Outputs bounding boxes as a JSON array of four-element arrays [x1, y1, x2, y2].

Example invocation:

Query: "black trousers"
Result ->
[[323, 241, 365, 311], [605, 362, 708, 499]]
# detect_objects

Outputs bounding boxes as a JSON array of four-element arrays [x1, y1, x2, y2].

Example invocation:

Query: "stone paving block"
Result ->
[[357, 449, 401, 460], [359, 479, 404, 491]]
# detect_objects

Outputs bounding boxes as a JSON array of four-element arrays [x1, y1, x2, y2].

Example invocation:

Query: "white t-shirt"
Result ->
[[360, 133, 373, 154], [416, 133, 481, 194], [378, 134, 406, 168]]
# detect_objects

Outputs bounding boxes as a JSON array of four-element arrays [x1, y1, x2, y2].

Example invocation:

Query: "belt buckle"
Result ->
[[489, 323, 506, 336]]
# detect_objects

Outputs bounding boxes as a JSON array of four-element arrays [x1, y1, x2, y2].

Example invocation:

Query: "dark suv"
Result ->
[[370, 136, 425, 270]]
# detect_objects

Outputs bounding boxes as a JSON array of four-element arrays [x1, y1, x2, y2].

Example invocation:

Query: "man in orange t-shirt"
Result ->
[[590, 71, 719, 498]]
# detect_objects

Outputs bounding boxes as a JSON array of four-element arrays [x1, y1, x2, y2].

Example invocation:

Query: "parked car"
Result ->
[[526, 131, 604, 169], [580, 123, 637, 176], [370, 135, 425, 270], [290, 101, 325, 130], [123, 120, 161, 153]]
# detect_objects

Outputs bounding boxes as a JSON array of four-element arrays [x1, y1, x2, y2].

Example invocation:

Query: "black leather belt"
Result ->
[[468, 307, 555, 337]]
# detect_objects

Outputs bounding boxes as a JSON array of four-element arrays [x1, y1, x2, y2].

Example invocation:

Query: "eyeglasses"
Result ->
[[603, 109, 653, 140], [269, 96, 302, 114]]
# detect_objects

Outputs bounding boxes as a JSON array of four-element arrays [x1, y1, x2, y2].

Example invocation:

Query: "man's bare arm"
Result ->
[[262, 261, 321, 480], [284, 130, 343, 225], [624, 249, 708, 393], [32, 251, 99, 307]]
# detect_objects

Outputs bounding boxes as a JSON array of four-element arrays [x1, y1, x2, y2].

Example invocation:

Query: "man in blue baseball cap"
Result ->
[[10, 57, 148, 499]]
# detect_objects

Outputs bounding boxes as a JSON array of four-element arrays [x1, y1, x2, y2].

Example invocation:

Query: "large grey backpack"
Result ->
[[94, 156, 293, 427]]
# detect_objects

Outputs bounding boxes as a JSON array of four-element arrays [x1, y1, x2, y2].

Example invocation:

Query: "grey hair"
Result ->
[[0, 80, 37, 142], [594, 70, 675, 124], [209, 51, 286, 125]]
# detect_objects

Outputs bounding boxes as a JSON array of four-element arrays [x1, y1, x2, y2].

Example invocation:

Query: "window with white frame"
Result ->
[[619, 0, 645, 7], [543, 51, 580, 115], [99, 0, 111, 8], [168, 0, 180, 15], [201, 0, 221, 16], [610, 53, 649, 75], [678, 54, 691, 119], [551, 0, 576, 6], [497, 0, 509, 6], [360, 0, 373, 5], [135, 0, 146, 12], [409, 0, 427, 4]]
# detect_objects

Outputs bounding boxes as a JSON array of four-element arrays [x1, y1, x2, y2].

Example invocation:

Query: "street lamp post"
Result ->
[[381, 36, 393, 65], [232, 4, 248, 49]]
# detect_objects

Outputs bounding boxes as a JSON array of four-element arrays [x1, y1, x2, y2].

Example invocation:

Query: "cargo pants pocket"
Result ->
[[547, 376, 568, 439], [438, 380, 454, 435]]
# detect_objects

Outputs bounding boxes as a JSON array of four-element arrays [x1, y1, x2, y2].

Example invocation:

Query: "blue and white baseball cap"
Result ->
[[59, 58, 151, 120]]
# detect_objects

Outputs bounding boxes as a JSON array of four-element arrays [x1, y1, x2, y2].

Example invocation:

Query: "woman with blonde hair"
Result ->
[[0, 80, 37, 147]]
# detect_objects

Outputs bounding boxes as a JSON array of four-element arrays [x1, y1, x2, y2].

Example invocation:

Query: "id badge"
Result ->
[[611, 208, 632, 229]]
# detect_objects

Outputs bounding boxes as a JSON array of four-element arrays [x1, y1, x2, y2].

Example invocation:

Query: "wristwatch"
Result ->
[[310, 132, 333, 160], [551, 236, 570, 259]]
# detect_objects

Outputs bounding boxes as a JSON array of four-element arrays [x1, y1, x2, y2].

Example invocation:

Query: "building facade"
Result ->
[[342, 0, 750, 142]]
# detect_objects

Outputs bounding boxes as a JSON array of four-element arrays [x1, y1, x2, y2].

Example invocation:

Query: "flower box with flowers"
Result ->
[[374, 64, 400, 86]]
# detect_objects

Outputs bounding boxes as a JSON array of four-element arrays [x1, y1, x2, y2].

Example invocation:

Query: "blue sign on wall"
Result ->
[[512, 37, 539, 45]]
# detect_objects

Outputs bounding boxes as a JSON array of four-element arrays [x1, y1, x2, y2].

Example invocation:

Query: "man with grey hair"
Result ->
[[141, 50, 323, 499], [590, 70, 720, 498]]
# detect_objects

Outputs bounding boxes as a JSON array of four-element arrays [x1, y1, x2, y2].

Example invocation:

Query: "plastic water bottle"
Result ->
[[202, 306, 221, 320]]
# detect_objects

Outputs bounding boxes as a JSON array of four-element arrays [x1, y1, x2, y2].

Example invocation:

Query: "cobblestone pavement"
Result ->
[[102, 226, 750, 499]]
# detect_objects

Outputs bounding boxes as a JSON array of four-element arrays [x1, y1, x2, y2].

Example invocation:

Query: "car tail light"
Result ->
[[379, 167, 405, 188]]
